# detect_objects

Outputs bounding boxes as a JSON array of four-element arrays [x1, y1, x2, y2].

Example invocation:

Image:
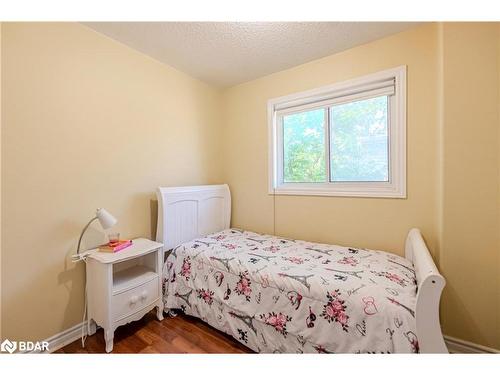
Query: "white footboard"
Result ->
[[405, 228, 448, 353]]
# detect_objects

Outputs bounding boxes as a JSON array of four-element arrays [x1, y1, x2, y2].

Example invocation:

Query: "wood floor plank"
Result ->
[[58, 311, 253, 354], [142, 327, 187, 354]]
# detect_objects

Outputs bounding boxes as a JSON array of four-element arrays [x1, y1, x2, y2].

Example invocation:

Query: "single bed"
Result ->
[[156, 184, 447, 353]]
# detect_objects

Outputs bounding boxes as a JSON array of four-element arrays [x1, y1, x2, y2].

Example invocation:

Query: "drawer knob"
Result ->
[[140, 291, 148, 301], [129, 296, 139, 306]]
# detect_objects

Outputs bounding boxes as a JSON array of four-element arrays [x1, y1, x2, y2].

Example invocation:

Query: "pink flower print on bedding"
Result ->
[[260, 312, 292, 337], [180, 256, 192, 281], [235, 271, 252, 301], [196, 288, 214, 305], [338, 256, 359, 267], [321, 289, 349, 332]]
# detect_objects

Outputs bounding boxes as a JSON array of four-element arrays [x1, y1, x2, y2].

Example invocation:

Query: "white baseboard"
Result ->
[[26, 321, 88, 353], [444, 335, 500, 354], [48, 321, 88, 353]]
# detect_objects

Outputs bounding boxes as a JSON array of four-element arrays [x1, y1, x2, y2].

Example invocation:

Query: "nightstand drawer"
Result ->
[[112, 277, 159, 321]]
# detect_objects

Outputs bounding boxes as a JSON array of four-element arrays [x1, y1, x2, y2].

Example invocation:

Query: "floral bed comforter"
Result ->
[[162, 229, 419, 353]]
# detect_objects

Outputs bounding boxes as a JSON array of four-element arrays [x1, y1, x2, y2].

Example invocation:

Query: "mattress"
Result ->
[[162, 229, 419, 353]]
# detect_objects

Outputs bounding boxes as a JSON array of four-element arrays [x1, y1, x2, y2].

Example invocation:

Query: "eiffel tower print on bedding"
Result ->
[[163, 229, 419, 353]]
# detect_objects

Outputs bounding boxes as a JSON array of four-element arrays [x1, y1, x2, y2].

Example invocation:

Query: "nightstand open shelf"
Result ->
[[113, 265, 158, 295], [112, 249, 159, 295]]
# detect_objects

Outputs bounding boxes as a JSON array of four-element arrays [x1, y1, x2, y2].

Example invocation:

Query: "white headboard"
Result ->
[[156, 184, 231, 250]]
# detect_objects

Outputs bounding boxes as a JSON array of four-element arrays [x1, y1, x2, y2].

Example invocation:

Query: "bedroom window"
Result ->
[[268, 66, 406, 198]]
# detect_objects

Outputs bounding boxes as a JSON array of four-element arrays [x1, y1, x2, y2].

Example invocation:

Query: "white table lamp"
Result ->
[[76, 208, 117, 255]]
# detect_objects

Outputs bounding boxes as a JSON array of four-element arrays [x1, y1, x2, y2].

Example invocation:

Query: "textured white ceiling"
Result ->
[[83, 22, 419, 88]]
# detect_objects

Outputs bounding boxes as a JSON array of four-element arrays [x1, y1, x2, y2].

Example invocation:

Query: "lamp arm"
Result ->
[[76, 216, 98, 255]]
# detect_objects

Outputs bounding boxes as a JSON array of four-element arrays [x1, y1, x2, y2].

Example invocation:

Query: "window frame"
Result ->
[[268, 66, 407, 198]]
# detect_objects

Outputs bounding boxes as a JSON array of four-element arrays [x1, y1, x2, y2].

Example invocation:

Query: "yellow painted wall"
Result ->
[[438, 22, 500, 349], [221, 23, 500, 349], [1, 23, 223, 341]]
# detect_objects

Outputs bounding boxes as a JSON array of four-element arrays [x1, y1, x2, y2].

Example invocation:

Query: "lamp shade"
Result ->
[[96, 208, 117, 229]]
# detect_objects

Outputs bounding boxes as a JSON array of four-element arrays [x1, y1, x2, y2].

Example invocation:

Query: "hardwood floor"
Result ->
[[57, 311, 253, 354]]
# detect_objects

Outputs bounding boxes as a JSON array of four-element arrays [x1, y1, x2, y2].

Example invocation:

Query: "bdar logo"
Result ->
[[1, 339, 17, 354]]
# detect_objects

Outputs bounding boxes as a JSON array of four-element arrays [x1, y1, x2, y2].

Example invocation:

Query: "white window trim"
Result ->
[[268, 66, 406, 198]]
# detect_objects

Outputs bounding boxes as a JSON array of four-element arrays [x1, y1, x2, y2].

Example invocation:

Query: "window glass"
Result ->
[[283, 108, 326, 183], [329, 96, 389, 182]]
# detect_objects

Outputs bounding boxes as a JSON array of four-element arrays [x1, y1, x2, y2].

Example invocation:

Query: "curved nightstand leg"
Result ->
[[88, 320, 97, 336], [156, 305, 164, 321], [104, 329, 114, 353]]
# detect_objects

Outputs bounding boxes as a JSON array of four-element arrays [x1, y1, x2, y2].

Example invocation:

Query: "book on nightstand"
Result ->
[[98, 240, 133, 253]]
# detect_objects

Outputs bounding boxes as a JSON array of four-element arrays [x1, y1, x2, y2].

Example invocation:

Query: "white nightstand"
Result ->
[[84, 238, 164, 352]]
